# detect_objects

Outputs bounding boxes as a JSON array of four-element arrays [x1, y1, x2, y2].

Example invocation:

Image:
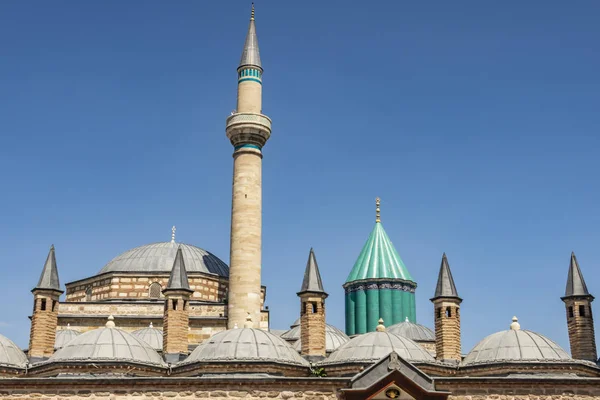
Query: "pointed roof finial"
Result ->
[[34, 244, 63, 293], [149, 322, 153, 328], [164, 246, 193, 293], [66, 323, 71, 330], [431, 253, 461, 301], [405, 316, 409, 322], [244, 313, 253, 329], [239, 3, 262, 68], [510, 316, 520, 331], [106, 315, 115, 328], [298, 248, 328, 296], [375, 197, 381, 223], [563, 252, 592, 298], [171, 226, 176, 243], [376, 318, 386, 332]]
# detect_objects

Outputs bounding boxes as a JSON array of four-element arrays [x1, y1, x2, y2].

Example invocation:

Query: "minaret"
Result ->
[[344, 198, 416, 335], [162, 246, 193, 362], [29, 245, 63, 361], [561, 252, 597, 361], [226, 4, 272, 329], [298, 248, 328, 361], [431, 253, 462, 363]]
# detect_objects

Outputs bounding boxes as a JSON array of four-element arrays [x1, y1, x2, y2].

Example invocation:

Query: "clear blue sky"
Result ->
[[1, 1, 599, 352]]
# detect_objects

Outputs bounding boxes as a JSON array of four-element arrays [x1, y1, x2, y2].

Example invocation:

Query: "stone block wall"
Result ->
[[300, 295, 326, 358], [28, 292, 60, 359], [163, 295, 190, 354], [565, 298, 597, 361], [434, 300, 461, 361]]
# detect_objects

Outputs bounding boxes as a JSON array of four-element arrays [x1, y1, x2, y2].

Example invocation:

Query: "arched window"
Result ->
[[85, 287, 92, 302], [149, 282, 162, 299]]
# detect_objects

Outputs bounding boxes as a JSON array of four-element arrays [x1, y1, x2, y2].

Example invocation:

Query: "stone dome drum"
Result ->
[[0, 334, 28, 368], [387, 318, 435, 342], [182, 328, 309, 367], [462, 319, 571, 365], [99, 242, 229, 276], [50, 322, 165, 367], [321, 331, 434, 365]]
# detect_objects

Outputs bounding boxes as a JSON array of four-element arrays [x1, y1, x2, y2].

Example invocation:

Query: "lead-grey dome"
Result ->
[[50, 325, 165, 367], [463, 319, 571, 366], [54, 328, 81, 350], [321, 331, 435, 365], [132, 324, 163, 351], [292, 325, 350, 353], [99, 242, 229, 276], [182, 328, 309, 367], [0, 334, 27, 368], [387, 319, 435, 342]]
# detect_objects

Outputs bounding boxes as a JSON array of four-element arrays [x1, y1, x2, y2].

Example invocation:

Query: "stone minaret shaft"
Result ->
[[226, 5, 272, 329], [298, 249, 328, 361], [562, 252, 597, 361], [431, 253, 462, 363], [29, 245, 63, 361]]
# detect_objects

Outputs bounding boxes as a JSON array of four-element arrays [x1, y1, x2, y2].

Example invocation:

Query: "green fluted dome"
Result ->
[[345, 222, 413, 283]]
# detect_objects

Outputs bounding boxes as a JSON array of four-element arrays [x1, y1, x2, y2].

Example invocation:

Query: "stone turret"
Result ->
[[226, 3, 272, 329], [162, 246, 193, 362], [431, 253, 462, 363], [297, 248, 328, 361], [561, 252, 597, 362], [29, 245, 63, 361]]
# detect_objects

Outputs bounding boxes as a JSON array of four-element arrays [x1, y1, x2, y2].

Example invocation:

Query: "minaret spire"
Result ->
[[565, 252, 590, 297], [432, 253, 460, 300], [239, 3, 261, 69], [35, 245, 62, 292], [298, 248, 327, 296]]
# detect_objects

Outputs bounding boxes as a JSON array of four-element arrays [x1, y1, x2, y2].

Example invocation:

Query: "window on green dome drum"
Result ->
[[149, 283, 162, 299]]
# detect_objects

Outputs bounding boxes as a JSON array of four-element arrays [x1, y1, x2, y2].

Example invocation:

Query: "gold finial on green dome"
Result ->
[[251, 3, 255, 20], [376, 197, 381, 223]]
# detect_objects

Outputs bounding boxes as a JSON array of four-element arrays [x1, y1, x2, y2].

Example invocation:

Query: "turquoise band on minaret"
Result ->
[[234, 144, 262, 151]]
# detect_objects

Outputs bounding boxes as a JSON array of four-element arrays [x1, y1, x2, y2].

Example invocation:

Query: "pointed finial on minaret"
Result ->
[[376, 318, 386, 332], [250, 3, 255, 20], [171, 226, 176, 243], [375, 197, 381, 223], [106, 315, 115, 328]]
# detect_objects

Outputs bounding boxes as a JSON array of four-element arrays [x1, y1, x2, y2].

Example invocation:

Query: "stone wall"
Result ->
[[565, 297, 597, 361], [29, 291, 60, 359], [434, 300, 461, 361], [300, 294, 326, 358]]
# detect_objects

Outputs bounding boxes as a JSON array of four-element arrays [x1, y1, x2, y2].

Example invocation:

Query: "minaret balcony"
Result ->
[[226, 112, 272, 148]]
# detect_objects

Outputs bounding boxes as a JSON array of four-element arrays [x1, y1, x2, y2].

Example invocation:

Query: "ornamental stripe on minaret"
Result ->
[[226, 4, 272, 330]]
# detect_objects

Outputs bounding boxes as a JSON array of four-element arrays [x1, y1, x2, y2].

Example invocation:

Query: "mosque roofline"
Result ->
[[342, 278, 417, 289], [63, 269, 234, 287], [56, 314, 228, 321]]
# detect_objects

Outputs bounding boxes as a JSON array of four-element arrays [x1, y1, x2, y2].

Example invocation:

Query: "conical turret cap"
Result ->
[[34, 245, 62, 292], [298, 248, 327, 296], [165, 246, 193, 293], [564, 252, 592, 298], [239, 4, 261, 69], [431, 253, 461, 301]]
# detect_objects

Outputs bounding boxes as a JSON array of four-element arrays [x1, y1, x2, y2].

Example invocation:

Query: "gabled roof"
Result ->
[[298, 248, 327, 296], [431, 253, 460, 301], [345, 223, 413, 283], [564, 252, 592, 298], [164, 246, 193, 293], [239, 4, 261, 69], [34, 245, 62, 292]]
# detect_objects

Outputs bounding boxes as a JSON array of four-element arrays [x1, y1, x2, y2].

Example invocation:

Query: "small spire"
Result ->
[[239, 3, 262, 68], [106, 315, 115, 328], [298, 248, 328, 296], [149, 322, 153, 328], [375, 197, 381, 223], [171, 226, 176, 243], [34, 244, 63, 292], [405, 316, 409, 322], [510, 316, 520, 331], [376, 318, 386, 332], [244, 313, 253, 329], [564, 252, 592, 298], [431, 253, 461, 301], [66, 323, 71, 330], [165, 246, 193, 293]]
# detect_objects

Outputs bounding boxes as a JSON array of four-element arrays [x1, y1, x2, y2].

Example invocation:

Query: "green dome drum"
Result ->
[[343, 198, 417, 335]]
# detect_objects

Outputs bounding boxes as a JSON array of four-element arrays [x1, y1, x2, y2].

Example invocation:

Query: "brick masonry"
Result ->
[[163, 293, 191, 355], [564, 298, 597, 361], [433, 300, 461, 362], [300, 294, 326, 358], [29, 290, 60, 359]]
